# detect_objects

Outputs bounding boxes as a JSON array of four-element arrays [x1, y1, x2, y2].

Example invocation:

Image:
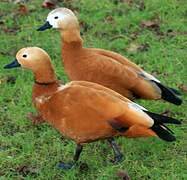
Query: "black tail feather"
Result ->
[[151, 124, 176, 142], [168, 87, 181, 95], [143, 111, 181, 125], [151, 80, 182, 105], [143, 110, 181, 142], [161, 124, 174, 134]]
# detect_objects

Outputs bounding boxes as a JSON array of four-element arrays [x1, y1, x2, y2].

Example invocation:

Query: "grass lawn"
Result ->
[[0, 0, 186, 179]]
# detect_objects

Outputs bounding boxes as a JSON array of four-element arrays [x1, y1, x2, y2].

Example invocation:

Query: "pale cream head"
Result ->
[[46, 8, 79, 30], [16, 47, 53, 72]]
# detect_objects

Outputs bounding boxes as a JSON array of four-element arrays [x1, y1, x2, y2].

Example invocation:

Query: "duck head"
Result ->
[[37, 8, 79, 31], [4, 47, 56, 83]]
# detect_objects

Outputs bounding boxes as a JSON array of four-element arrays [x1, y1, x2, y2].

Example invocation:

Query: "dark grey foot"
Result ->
[[57, 162, 75, 170], [112, 153, 124, 164], [108, 137, 124, 165], [57, 145, 83, 170]]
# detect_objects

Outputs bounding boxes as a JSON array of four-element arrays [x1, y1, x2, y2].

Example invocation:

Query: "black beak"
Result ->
[[37, 21, 52, 31], [4, 58, 21, 69]]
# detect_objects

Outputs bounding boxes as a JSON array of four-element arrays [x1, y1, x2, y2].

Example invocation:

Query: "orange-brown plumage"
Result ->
[[4, 47, 181, 168], [32, 80, 157, 144], [38, 7, 182, 105]]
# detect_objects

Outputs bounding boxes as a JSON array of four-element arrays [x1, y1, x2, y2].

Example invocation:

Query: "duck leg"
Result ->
[[108, 137, 123, 164], [57, 145, 83, 170]]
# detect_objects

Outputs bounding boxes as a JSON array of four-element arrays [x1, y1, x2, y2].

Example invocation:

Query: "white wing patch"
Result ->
[[45, 96, 51, 101], [142, 71, 160, 83], [57, 84, 69, 92], [35, 97, 43, 104], [127, 103, 154, 125], [127, 103, 147, 111], [35, 84, 69, 104]]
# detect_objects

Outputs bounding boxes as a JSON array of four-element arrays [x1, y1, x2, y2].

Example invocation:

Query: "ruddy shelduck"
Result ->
[[37, 7, 182, 105], [4, 47, 181, 169]]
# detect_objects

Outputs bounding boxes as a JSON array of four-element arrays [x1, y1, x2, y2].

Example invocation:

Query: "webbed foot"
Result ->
[[57, 162, 75, 170], [57, 145, 83, 170]]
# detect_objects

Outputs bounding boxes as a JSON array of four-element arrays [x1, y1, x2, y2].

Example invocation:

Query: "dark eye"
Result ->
[[22, 54, 27, 58], [54, 16, 58, 19]]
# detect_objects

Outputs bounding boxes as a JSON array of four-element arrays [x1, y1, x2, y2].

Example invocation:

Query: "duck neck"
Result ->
[[33, 66, 57, 84], [61, 28, 83, 52]]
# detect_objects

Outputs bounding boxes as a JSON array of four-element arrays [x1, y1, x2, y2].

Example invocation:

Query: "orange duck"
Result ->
[[37, 7, 182, 105], [4, 47, 181, 169]]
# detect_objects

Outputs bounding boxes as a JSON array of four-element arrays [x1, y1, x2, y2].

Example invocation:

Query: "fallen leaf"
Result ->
[[14, 0, 22, 4], [19, 4, 29, 15], [17, 166, 25, 172], [4, 98, 11, 103], [42, 0, 56, 8], [80, 20, 89, 32], [127, 44, 140, 52], [141, 19, 160, 27], [166, 29, 174, 36], [105, 15, 114, 22], [0, 20, 5, 24], [115, 169, 131, 180], [139, 43, 150, 51], [6, 76, 17, 84], [138, 2, 146, 11], [21, 36, 27, 40], [0, 122, 4, 126], [16, 144, 23, 149], [156, 30, 164, 36], [79, 162, 89, 171], [17, 166, 39, 176], [179, 84, 187, 94], [113, 0, 119, 5], [1, 27, 9, 33], [72, 9, 78, 15], [27, 168, 40, 174], [110, 35, 125, 41], [99, 32, 106, 37], [161, 109, 170, 116], [1, 27, 20, 35], [115, 0, 132, 4], [0, 76, 17, 85], [10, 11, 21, 22], [124, 0, 132, 3], [0, 11, 6, 17], [0, 49, 9, 55], [130, 36, 137, 41], [0, 79, 3, 85]]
